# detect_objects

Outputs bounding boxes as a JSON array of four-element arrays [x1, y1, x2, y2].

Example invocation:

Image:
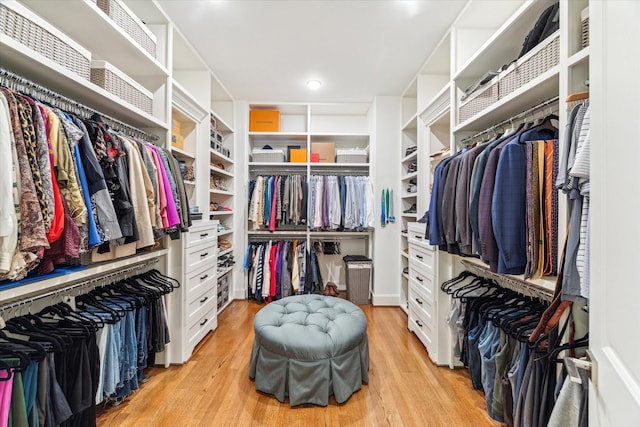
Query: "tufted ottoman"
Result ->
[[248, 294, 369, 406]]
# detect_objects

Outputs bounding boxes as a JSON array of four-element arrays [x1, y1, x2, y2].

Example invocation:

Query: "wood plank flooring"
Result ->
[[96, 301, 501, 426]]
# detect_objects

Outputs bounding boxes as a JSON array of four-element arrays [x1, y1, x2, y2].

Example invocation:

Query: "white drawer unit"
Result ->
[[187, 296, 218, 351], [409, 282, 434, 324], [409, 241, 434, 275], [186, 241, 217, 271], [408, 296, 434, 354], [409, 261, 435, 301], [186, 222, 218, 247], [408, 233, 438, 362], [407, 222, 427, 243], [169, 220, 219, 364]]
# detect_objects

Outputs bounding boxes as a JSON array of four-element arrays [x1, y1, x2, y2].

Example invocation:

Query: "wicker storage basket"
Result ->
[[90, 60, 153, 114], [336, 148, 368, 163], [96, 0, 157, 58], [458, 77, 499, 124], [499, 32, 560, 100], [0, 1, 91, 80], [343, 255, 372, 305], [581, 7, 589, 48], [252, 148, 285, 162]]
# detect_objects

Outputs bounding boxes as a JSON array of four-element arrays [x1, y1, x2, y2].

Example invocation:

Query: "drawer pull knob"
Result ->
[[200, 274, 208, 280], [415, 320, 423, 327], [416, 255, 423, 260], [414, 235, 422, 239], [200, 233, 209, 238], [200, 252, 209, 257], [200, 318, 208, 326], [200, 296, 208, 303], [416, 298, 423, 305], [416, 276, 423, 282]]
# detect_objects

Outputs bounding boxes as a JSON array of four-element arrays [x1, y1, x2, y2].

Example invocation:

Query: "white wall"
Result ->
[[232, 101, 248, 300], [371, 96, 402, 305]]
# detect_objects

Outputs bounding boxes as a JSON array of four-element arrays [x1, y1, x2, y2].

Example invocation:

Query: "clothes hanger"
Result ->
[[549, 333, 589, 363], [3, 318, 65, 351], [0, 360, 13, 381], [0, 329, 48, 360], [441, 271, 476, 293]]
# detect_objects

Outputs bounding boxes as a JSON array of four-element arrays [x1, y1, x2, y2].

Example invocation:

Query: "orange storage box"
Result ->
[[250, 110, 280, 132], [289, 149, 307, 163]]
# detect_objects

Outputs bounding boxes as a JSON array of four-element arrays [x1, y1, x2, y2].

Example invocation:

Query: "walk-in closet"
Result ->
[[0, 0, 636, 425]]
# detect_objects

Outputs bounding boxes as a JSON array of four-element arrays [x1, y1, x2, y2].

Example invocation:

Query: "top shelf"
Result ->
[[210, 148, 234, 165], [1, 34, 167, 130], [454, 0, 555, 80], [22, 0, 169, 79]]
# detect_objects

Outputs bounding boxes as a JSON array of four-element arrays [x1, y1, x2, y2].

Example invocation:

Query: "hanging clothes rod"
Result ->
[[460, 95, 560, 145], [459, 259, 554, 302], [0, 258, 160, 313], [0, 67, 160, 142], [310, 169, 369, 177]]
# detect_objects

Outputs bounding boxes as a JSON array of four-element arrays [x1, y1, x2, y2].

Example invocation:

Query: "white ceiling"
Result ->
[[157, 0, 468, 103]]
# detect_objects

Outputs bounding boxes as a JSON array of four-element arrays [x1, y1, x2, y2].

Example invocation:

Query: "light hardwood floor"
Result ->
[[96, 300, 501, 426]]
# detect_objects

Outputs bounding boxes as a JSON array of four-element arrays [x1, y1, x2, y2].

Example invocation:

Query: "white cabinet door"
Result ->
[[590, 1, 640, 425]]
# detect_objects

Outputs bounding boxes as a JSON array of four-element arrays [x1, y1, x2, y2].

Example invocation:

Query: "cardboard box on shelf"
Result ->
[[289, 149, 307, 163], [311, 142, 335, 163], [171, 134, 184, 150], [249, 110, 280, 132]]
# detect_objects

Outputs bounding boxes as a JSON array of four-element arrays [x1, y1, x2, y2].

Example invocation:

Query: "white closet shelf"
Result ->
[[171, 147, 196, 160], [209, 211, 233, 216], [247, 230, 307, 236], [211, 113, 234, 134], [402, 273, 410, 281], [402, 213, 418, 219], [0, 249, 168, 303], [453, 0, 551, 80], [22, 0, 169, 78], [418, 83, 451, 126], [209, 166, 233, 177], [402, 114, 418, 131], [401, 151, 418, 163], [217, 267, 233, 278], [568, 47, 590, 68], [209, 189, 233, 196], [309, 231, 372, 238], [248, 162, 306, 169], [458, 255, 556, 295], [453, 66, 560, 133], [1, 35, 168, 130], [402, 172, 418, 181], [310, 132, 370, 138], [401, 251, 409, 259], [217, 229, 233, 237], [173, 81, 208, 122], [249, 132, 307, 141], [210, 149, 234, 165], [219, 248, 233, 257], [402, 193, 418, 199], [310, 163, 370, 169]]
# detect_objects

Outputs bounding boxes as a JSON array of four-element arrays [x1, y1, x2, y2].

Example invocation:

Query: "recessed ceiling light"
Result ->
[[306, 80, 322, 90]]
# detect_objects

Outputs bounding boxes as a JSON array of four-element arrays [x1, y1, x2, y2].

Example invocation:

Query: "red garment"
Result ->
[[46, 164, 65, 243], [269, 243, 278, 298], [269, 176, 278, 232], [39, 198, 80, 274]]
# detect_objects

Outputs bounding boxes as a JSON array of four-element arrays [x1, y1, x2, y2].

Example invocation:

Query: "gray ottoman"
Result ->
[[249, 294, 369, 406]]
